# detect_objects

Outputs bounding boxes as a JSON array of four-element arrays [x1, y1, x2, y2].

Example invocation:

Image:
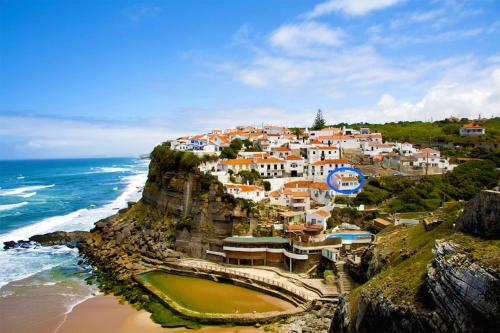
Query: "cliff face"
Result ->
[[82, 148, 255, 280], [456, 190, 500, 238], [425, 240, 500, 332], [331, 190, 500, 333]]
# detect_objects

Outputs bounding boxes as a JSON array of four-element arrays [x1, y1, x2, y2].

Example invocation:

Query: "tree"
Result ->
[[291, 128, 303, 140], [220, 147, 237, 159], [312, 109, 326, 130]]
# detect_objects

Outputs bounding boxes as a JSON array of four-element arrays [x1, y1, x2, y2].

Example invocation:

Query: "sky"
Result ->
[[1, 0, 499, 159]]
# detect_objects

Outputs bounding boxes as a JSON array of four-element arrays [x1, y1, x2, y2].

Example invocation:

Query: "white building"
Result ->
[[307, 145, 340, 163], [459, 123, 485, 136], [305, 208, 331, 230], [316, 135, 359, 149], [307, 159, 350, 180], [361, 142, 394, 157], [254, 156, 285, 178], [284, 155, 305, 177], [224, 184, 265, 202], [219, 159, 254, 173]]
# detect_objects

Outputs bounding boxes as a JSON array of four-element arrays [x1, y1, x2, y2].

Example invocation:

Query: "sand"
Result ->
[[56, 295, 263, 333]]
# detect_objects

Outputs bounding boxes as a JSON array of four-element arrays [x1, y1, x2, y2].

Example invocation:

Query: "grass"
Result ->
[[336, 118, 500, 144], [348, 199, 499, 324], [348, 219, 455, 319], [449, 233, 500, 270]]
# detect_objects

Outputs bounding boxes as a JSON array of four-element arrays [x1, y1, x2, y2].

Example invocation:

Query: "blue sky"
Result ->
[[1, 0, 499, 159]]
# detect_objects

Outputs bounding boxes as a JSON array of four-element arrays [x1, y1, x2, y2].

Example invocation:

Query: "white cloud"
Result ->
[[326, 65, 500, 123], [0, 115, 184, 159], [269, 21, 345, 56], [307, 0, 402, 17]]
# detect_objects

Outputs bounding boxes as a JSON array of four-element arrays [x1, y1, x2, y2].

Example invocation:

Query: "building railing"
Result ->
[[221, 247, 308, 260]]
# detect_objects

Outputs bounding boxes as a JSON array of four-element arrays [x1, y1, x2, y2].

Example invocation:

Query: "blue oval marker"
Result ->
[[326, 167, 365, 194]]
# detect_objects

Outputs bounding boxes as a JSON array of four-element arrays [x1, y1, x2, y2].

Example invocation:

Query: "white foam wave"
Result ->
[[0, 173, 146, 244], [0, 184, 54, 197], [18, 192, 37, 198], [94, 167, 131, 173], [0, 169, 147, 289], [0, 245, 78, 289], [0, 202, 29, 212]]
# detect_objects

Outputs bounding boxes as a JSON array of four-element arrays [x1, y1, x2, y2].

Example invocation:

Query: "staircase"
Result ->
[[335, 261, 357, 294]]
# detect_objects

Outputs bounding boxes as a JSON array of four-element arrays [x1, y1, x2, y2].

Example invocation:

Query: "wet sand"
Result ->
[[57, 295, 263, 333]]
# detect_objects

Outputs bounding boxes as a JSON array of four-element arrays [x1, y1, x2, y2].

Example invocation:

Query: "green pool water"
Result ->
[[140, 271, 295, 314]]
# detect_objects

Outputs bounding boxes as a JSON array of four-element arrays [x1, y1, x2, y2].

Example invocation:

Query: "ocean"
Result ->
[[0, 157, 149, 331]]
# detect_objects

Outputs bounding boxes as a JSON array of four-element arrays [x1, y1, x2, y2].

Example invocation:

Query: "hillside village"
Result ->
[[162, 115, 494, 272]]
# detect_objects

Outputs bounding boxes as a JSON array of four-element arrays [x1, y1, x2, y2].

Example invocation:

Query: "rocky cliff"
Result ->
[[456, 190, 500, 238], [331, 190, 500, 333], [81, 146, 260, 280]]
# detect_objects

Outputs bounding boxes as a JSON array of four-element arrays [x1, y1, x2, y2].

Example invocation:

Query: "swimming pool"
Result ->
[[325, 232, 372, 241]]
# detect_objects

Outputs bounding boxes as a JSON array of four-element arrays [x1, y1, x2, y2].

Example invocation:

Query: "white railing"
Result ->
[[222, 246, 308, 260]]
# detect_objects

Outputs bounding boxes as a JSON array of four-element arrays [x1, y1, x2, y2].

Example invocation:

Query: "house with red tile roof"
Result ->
[[459, 123, 485, 136], [305, 208, 331, 230], [224, 184, 265, 202]]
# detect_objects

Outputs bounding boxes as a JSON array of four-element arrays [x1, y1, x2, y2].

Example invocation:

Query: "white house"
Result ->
[[361, 142, 394, 157], [331, 173, 360, 194], [269, 189, 311, 211], [263, 125, 289, 135], [307, 145, 340, 162], [270, 146, 292, 159], [307, 159, 350, 180], [395, 142, 418, 156], [224, 184, 265, 202], [459, 123, 485, 136], [254, 156, 285, 178], [219, 159, 254, 173], [305, 208, 331, 230], [308, 127, 342, 139], [413, 148, 451, 170], [316, 135, 359, 149], [284, 155, 305, 177]]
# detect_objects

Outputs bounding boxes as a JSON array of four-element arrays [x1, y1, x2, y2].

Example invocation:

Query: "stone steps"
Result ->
[[335, 261, 357, 294]]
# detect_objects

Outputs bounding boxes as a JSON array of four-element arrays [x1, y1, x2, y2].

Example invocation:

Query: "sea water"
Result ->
[[0, 158, 148, 320]]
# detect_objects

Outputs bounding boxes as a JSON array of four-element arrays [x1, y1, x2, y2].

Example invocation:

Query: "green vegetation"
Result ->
[[263, 181, 271, 191], [151, 145, 218, 173], [312, 109, 326, 130], [338, 117, 500, 143], [353, 160, 497, 212], [348, 201, 500, 322], [323, 270, 334, 279], [237, 169, 261, 185]]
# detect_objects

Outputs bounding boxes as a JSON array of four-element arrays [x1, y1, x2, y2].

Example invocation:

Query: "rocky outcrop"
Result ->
[[345, 245, 388, 283], [3, 230, 89, 249], [424, 240, 500, 333], [456, 190, 500, 238], [331, 189, 500, 333], [81, 148, 260, 280]]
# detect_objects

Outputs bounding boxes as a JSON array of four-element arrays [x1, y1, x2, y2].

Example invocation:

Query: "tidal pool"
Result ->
[[140, 271, 295, 314]]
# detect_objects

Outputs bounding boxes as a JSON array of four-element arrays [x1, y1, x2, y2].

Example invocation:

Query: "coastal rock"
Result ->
[[3, 231, 90, 249], [456, 190, 500, 238], [424, 240, 500, 332]]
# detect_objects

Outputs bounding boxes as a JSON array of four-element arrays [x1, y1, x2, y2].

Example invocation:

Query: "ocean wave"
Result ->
[[18, 192, 37, 198], [0, 173, 146, 244], [0, 184, 54, 197], [92, 167, 131, 173], [0, 202, 29, 212], [0, 170, 147, 290], [0, 245, 78, 289]]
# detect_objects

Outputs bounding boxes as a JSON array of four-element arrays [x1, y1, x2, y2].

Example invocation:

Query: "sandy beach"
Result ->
[[56, 295, 263, 333]]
